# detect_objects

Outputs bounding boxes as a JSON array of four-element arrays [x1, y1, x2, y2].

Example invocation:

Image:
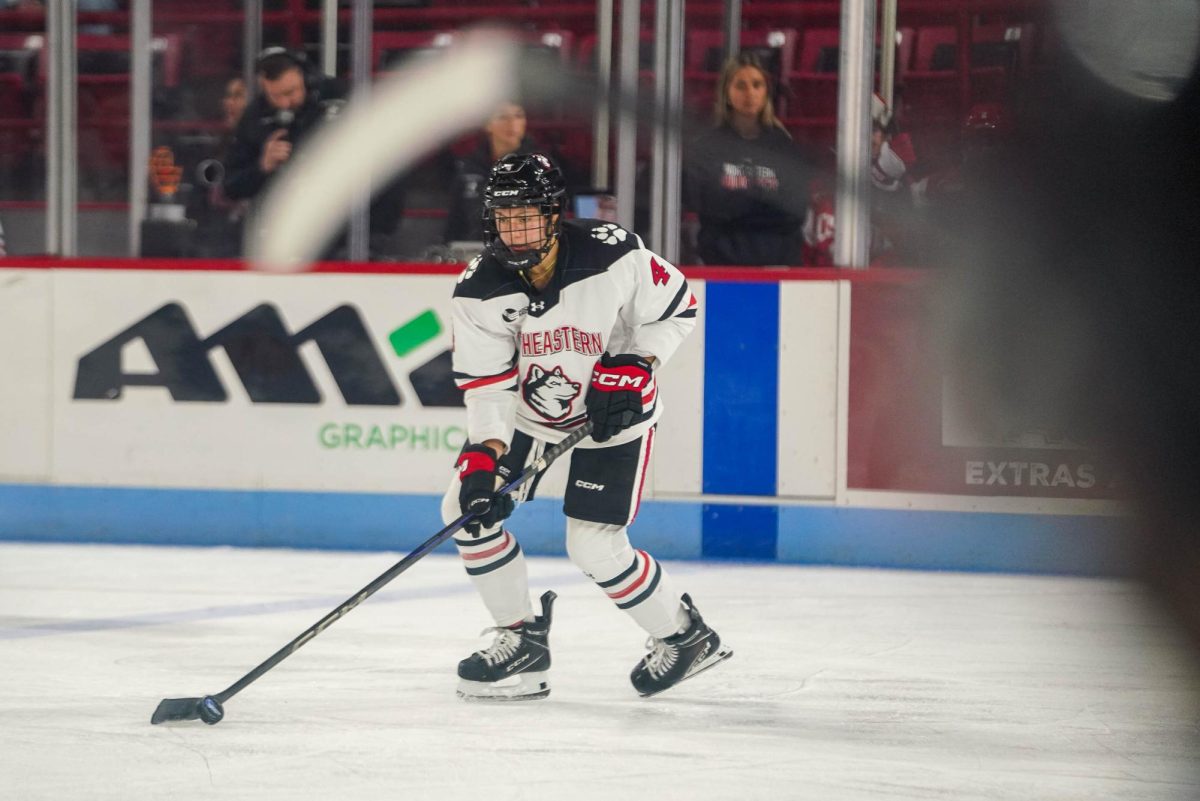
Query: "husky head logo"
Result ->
[[522, 364, 581, 421]]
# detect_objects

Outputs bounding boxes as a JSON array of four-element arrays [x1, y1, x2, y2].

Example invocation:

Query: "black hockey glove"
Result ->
[[456, 444, 515, 533], [586, 353, 655, 443]]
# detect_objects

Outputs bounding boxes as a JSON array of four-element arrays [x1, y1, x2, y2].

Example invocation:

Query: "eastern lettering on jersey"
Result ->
[[650, 258, 670, 287], [522, 364, 582, 421], [521, 326, 603, 358]]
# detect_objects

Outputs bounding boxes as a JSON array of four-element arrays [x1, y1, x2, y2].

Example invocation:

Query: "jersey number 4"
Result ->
[[650, 258, 670, 286]]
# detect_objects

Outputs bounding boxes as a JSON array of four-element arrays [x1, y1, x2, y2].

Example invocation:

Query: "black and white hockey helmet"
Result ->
[[482, 152, 566, 274]]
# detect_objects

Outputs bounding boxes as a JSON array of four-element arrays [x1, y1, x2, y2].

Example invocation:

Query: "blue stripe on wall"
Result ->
[[702, 282, 779, 497], [0, 484, 704, 560], [0, 484, 1131, 576], [701, 503, 778, 560], [0, 484, 448, 551], [775, 505, 1133, 576]]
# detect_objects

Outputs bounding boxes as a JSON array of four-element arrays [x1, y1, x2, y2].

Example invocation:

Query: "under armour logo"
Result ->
[[530, 301, 545, 312]]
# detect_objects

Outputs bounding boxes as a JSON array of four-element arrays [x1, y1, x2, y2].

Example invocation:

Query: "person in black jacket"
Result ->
[[444, 101, 541, 245], [683, 52, 810, 266], [223, 48, 405, 258]]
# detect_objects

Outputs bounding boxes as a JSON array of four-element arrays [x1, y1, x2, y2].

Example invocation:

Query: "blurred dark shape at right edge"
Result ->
[[927, 1, 1200, 648]]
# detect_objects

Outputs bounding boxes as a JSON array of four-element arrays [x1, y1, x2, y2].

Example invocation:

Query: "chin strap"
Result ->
[[525, 256, 556, 289]]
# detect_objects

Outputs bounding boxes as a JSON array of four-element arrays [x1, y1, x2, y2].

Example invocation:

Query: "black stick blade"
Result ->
[[151, 697, 203, 725]]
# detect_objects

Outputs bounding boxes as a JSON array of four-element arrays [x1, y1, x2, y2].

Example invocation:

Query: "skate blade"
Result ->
[[457, 670, 550, 702], [638, 645, 733, 698]]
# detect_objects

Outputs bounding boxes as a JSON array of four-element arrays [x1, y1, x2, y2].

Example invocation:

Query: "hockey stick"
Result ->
[[150, 421, 594, 726]]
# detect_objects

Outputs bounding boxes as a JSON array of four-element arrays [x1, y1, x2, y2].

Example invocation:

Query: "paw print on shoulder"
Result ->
[[590, 223, 628, 245], [457, 255, 482, 283]]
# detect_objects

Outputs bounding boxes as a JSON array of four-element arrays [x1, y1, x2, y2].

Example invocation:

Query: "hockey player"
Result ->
[[442, 152, 732, 700]]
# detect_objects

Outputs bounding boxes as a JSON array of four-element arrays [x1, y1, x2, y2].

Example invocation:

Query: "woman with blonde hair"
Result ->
[[712, 51, 789, 134], [684, 52, 811, 265]]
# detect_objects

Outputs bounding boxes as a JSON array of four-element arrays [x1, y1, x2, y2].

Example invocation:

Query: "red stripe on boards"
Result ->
[[0, 257, 930, 285]]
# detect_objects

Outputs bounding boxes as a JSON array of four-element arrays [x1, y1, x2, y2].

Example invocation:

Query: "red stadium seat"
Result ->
[[0, 35, 42, 194], [781, 115, 836, 166], [576, 29, 657, 73], [375, 28, 573, 75], [4, 34, 183, 179], [788, 27, 910, 119], [372, 30, 459, 74], [790, 27, 839, 118], [969, 22, 1033, 104], [902, 25, 961, 127], [0, 33, 41, 88], [0, 73, 35, 190]]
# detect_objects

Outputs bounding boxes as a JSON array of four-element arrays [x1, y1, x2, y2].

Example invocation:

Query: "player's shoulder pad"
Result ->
[[453, 253, 526, 301], [562, 218, 642, 270]]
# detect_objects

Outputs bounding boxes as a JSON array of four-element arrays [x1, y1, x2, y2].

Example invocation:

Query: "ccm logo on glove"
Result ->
[[586, 353, 655, 443], [592, 369, 649, 389]]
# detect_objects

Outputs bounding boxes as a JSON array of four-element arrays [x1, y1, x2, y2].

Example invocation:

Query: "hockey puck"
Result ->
[[198, 696, 225, 725]]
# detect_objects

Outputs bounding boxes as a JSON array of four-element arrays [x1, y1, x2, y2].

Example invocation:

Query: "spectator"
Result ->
[[224, 47, 405, 259], [683, 52, 810, 266], [868, 96, 920, 263], [220, 75, 249, 131], [802, 94, 921, 266], [187, 76, 249, 257], [870, 96, 917, 197], [444, 100, 540, 245]]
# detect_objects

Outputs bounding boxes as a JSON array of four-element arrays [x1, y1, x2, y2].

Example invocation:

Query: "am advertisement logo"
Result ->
[[72, 302, 463, 408]]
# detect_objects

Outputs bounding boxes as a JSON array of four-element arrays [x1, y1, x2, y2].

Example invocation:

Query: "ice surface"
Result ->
[[1, 542, 1198, 800]]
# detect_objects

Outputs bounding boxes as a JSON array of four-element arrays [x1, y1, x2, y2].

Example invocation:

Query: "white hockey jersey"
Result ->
[[451, 219, 698, 449]]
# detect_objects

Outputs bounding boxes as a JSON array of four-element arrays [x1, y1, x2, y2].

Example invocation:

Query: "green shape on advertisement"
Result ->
[[389, 310, 442, 357]]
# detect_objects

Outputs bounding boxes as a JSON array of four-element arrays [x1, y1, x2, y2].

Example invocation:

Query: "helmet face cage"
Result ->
[[482, 153, 566, 273]]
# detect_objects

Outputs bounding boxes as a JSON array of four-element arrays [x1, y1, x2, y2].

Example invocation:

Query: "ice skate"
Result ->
[[457, 590, 555, 701], [631, 593, 732, 698]]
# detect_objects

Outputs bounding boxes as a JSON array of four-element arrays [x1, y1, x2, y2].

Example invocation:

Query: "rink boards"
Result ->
[[0, 261, 1128, 574]]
